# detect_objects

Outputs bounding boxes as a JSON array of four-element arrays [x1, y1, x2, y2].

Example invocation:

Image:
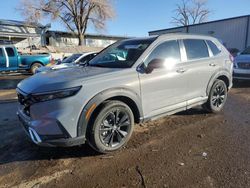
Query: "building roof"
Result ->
[[149, 14, 250, 35], [46, 30, 130, 40], [0, 19, 45, 28]]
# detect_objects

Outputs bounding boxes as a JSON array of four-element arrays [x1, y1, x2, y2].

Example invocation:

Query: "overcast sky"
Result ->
[[1, 0, 250, 37]]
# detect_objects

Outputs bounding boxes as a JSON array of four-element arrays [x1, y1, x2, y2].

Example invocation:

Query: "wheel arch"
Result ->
[[206, 70, 232, 95], [77, 88, 143, 137], [30, 61, 44, 69]]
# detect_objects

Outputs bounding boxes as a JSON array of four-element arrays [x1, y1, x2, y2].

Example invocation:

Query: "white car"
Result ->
[[36, 52, 97, 73]]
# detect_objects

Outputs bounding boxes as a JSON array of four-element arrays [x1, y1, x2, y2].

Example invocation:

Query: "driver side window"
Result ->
[[144, 40, 181, 67]]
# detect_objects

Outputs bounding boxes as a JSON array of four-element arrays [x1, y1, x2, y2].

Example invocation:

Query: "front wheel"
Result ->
[[203, 79, 228, 113], [88, 101, 134, 153]]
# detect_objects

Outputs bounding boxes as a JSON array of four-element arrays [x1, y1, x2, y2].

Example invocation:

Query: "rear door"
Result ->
[[181, 39, 218, 102], [0, 48, 6, 70], [5, 47, 18, 69]]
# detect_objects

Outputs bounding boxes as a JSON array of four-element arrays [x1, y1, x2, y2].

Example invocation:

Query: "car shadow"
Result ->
[[0, 73, 31, 89], [176, 107, 209, 116], [233, 80, 250, 88], [0, 135, 101, 165]]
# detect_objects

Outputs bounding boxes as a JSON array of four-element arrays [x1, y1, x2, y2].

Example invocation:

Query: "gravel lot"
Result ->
[[0, 74, 250, 188]]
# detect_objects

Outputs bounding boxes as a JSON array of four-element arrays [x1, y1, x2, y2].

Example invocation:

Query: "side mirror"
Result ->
[[145, 59, 164, 74], [237, 52, 241, 56]]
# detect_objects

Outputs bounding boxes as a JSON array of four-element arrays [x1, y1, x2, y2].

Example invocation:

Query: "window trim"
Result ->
[[182, 39, 211, 62], [205, 40, 222, 57]]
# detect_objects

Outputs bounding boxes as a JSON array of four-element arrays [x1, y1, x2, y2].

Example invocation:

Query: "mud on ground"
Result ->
[[0, 79, 250, 188]]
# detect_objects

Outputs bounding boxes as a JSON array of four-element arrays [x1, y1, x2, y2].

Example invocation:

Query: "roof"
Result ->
[[46, 30, 131, 40], [0, 19, 45, 28], [156, 33, 217, 40], [149, 14, 250, 34]]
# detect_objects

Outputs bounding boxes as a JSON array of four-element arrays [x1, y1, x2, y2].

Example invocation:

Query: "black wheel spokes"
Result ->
[[100, 109, 130, 148], [212, 84, 226, 108]]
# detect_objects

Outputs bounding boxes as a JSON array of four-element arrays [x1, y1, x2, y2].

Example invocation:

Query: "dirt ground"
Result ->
[[0, 74, 250, 188]]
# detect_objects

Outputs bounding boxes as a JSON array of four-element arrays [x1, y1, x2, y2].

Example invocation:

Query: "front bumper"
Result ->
[[233, 68, 250, 80], [17, 108, 86, 147]]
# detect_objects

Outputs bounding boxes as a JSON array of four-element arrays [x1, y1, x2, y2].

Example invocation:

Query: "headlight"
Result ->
[[31, 86, 82, 102]]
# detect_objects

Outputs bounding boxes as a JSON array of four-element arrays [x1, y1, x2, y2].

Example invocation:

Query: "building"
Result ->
[[45, 30, 127, 48], [0, 19, 127, 49], [0, 19, 48, 48], [149, 15, 250, 51]]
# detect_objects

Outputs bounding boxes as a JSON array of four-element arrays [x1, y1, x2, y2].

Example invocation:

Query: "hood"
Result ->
[[18, 66, 121, 94], [36, 63, 75, 73], [50, 63, 75, 69], [234, 54, 250, 62]]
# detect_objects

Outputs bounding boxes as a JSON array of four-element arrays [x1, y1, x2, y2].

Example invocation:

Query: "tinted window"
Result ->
[[5, 48, 15, 57], [79, 54, 96, 63], [241, 46, 250, 55], [62, 54, 82, 64], [145, 40, 181, 66], [0, 48, 3, 57], [184, 39, 209, 60], [207, 40, 221, 56]]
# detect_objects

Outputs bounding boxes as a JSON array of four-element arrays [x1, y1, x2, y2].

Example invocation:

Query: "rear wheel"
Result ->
[[203, 79, 228, 113], [88, 101, 134, 153], [30, 63, 43, 74]]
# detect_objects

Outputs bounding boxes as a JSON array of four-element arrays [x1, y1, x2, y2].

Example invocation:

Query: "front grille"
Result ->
[[237, 62, 250, 69]]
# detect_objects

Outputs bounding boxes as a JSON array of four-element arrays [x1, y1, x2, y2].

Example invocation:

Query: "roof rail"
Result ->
[[0, 40, 13, 45]]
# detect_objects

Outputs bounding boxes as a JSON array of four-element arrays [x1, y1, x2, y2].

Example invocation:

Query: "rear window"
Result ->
[[184, 39, 209, 60], [5, 48, 15, 57], [241, 46, 250, 55], [0, 48, 3, 57], [207, 40, 221, 56]]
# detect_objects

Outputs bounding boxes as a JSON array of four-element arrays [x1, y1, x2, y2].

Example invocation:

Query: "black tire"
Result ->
[[203, 79, 228, 113], [87, 100, 134, 153], [30, 63, 43, 74]]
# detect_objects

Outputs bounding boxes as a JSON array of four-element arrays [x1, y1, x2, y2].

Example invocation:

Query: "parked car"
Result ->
[[228, 48, 240, 57], [233, 46, 250, 80], [17, 34, 233, 153], [0, 44, 52, 74], [35, 52, 97, 73]]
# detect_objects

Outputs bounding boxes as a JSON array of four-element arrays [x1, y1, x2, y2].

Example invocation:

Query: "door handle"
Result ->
[[209, 63, 216, 67], [176, 68, 187, 73]]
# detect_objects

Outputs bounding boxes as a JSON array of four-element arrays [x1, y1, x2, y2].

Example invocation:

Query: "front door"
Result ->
[[138, 40, 188, 118], [0, 48, 7, 70]]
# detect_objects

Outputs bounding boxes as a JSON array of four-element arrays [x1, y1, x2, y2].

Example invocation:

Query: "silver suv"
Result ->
[[17, 34, 233, 153]]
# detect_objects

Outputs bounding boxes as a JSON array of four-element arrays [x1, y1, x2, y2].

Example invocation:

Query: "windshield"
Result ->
[[88, 38, 157, 68], [62, 54, 82, 64], [241, 47, 250, 55]]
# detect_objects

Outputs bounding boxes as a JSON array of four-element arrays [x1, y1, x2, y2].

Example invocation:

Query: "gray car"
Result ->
[[17, 34, 233, 153], [233, 46, 250, 80]]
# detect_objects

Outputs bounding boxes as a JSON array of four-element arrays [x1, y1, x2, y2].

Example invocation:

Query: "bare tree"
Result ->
[[18, 0, 115, 45], [172, 0, 210, 26]]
